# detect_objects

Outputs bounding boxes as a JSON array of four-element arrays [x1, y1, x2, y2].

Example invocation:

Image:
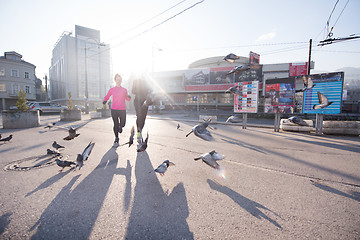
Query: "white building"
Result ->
[[49, 25, 112, 110], [0, 51, 36, 110], [150, 55, 314, 112]]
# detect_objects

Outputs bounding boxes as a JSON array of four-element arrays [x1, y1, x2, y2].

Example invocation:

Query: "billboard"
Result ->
[[234, 64, 262, 83], [234, 81, 259, 113], [210, 67, 234, 84], [249, 51, 260, 64], [302, 72, 344, 114], [184, 68, 210, 86], [265, 78, 295, 113], [289, 62, 308, 77], [185, 67, 235, 92]]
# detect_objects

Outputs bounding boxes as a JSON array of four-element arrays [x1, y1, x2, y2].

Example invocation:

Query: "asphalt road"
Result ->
[[0, 113, 359, 239]]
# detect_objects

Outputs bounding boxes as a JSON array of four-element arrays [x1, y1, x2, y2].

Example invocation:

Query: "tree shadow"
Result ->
[[30, 146, 132, 239], [310, 180, 360, 202], [25, 170, 72, 197], [0, 212, 12, 236], [207, 179, 282, 229], [125, 151, 193, 239]]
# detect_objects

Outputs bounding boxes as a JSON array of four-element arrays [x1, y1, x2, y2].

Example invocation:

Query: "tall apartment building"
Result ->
[[0, 51, 36, 110], [49, 25, 112, 110]]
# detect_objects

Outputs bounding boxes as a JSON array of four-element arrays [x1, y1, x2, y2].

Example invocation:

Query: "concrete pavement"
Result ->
[[0, 113, 359, 239]]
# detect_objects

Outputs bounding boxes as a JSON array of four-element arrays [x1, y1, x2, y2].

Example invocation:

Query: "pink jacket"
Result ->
[[103, 86, 130, 110]]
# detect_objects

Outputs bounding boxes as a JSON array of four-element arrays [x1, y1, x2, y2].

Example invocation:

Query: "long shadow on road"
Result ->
[[214, 131, 360, 184], [125, 151, 193, 239], [30, 146, 131, 239], [207, 179, 282, 229]]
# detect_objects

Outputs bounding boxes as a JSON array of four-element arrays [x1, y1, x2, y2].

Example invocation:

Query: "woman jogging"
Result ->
[[103, 74, 131, 144], [132, 76, 152, 149]]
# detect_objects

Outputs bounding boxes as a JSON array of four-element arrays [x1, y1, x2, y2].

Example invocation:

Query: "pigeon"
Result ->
[[52, 141, 64, 150], [56, 123, 88, 141], [55, 158, 75, 172], [74, 141, 95, 171], [122, 126, 135, 147], [226, 115, 242, 123], [137, 132, 149, 152], [223, 53, 240, 63], [225, 86, 242, 95], [177, 123, 180, 130], [150, 160, 175, 176], [287, 116, 309, 126], [186, 120, 213, 141], [194, 150, 225, 170], [44, 122, 56, 130], [296, 76, 316, 93], [0, 134, 12, 143], [313, 92, 333, 110], [225, 64, 251, 76], [47, 148, 61, 156]]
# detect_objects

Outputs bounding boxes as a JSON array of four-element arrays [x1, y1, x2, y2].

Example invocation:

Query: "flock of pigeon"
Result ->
[[43, 122, 95, 172]]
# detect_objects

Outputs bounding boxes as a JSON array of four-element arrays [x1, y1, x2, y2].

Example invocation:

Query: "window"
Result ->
[[25, 85, 30, 94], [25, 72, 29, 79], [0, 68, 5, 76], [0, 83, 5, 92], [12, 84, 19, 95], [11, 69, 19, 77]]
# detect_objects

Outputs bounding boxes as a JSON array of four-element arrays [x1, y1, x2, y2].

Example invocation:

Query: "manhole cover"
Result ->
[[4, 154, 69, 171]]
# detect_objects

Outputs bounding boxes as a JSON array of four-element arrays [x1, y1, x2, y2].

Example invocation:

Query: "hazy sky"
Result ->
[[1, 0, 359, 80]]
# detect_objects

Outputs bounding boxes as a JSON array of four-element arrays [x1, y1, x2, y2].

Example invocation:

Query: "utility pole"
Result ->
[[307, 39, 312, 75]]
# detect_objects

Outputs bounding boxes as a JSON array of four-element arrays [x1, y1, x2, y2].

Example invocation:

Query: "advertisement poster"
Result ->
[[234, 64, 262, 83], [210, 67, 234, 84], [234, 81, 259, 113], [302, 72, 344, 114], [289, 62, 308, 77], [184, 68, 210, 86], [265, 78, 295, 113], [185, 67, 234, 92]]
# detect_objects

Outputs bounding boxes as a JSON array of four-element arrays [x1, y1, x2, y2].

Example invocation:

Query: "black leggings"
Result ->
[[111, 109, 126, 138], [134, 97, 148, 132]]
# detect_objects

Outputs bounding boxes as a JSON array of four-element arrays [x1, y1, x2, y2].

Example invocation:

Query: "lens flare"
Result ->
[[216, 167, 226, 180]]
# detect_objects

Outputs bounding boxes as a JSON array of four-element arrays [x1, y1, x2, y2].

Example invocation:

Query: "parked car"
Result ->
[[74, 105, 86, 112], [28, 102, 67, 114]]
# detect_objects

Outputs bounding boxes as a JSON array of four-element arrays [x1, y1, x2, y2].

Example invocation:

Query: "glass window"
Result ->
[[0, 68, 5, 76], [25, 85, 30, 94], [12, 84, 19, 95], [0, 83, 5, 92], [11, 69, 19, 77], [25, 72, 29, 79]]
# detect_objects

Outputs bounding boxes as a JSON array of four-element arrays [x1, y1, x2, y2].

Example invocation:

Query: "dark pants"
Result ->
[[111, 109, 126, 138], [134, 97, 148, 132]]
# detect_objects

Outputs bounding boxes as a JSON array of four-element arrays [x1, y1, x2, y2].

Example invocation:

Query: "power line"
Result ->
[[326, 0, 350, 38], [104, 0, 188, 43], [95, 0, 205, 57], [326, 0, 340, 37]]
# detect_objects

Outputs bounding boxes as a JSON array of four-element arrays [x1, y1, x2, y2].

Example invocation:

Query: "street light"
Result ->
[[84, 38, 105, 114]]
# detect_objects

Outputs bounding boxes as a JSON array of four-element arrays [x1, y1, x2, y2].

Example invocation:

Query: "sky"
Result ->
[[1, 0, 359, 82]]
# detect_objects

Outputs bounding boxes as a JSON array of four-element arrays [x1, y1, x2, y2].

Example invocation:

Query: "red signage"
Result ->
[[289, 62, 308, 77]]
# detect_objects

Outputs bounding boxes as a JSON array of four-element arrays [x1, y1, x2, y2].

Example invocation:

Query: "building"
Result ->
[[49, 25, 112, 111], [150, 55, 314, 112], [0, 51, 37, 110]]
